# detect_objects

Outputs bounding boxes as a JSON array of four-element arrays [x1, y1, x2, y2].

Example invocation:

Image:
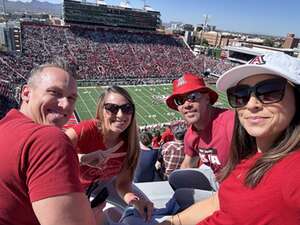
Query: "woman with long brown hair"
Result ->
[[159, 52, 300, 225], [65, 86, 153, 222]]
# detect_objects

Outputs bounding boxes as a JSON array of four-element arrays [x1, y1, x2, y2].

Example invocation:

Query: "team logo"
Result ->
[[249, 55, 266, 65], [177, 76, 186, 87]]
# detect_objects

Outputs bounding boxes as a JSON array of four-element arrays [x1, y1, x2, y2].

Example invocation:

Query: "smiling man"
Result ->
[[165, 72, 234, 209], [21, 62, 78, 128], [0, 59, 97, 225], [166, 72, 234, 172]]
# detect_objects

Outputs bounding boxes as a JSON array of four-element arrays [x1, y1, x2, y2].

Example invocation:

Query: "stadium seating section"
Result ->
[[0, 22, 237, 118]]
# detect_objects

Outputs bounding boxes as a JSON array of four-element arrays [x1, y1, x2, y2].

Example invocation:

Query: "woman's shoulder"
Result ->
[[269, 150, 300, 176], [76, 119, 99, 129], [280, 149, 300, 166], [71, 119, 101, 135]]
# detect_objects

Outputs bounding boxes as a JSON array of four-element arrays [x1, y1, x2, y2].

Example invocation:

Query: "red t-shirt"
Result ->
[[161, 127, 174, 144], [152, 136, 161, 148], [0, 109, 82, 225], [72, 119, 127, 188], [184, 108, 234, 173], [198, 151, 300, 225]]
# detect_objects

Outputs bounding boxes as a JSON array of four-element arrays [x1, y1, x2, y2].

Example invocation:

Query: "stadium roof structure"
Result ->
[[227, 46, 274, 55], [96, 0, 107, 5], [144, 4, 155, 11], [119, 0, 132, 8], [225, 45, 295, 64]]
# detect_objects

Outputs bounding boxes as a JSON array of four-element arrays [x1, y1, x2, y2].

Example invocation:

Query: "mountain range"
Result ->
[[1, 0, 62, 17]]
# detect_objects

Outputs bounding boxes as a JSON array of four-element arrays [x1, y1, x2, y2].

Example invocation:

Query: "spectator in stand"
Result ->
[[165, 72, 235, 209], [151, 129, 161, 149], [134, 131, 159, 183], [65, 86, 153, 222], [159, 125, 174, 145], [0, 59, 97, 225], [160, 51, 300, 225], [158, 124, 186, 179]]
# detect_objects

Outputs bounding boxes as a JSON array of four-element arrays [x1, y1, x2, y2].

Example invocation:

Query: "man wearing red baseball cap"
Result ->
[[165, 72, 235, 209]]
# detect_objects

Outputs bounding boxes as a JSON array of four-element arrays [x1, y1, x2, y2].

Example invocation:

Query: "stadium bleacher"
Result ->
[[0, 21, 237, 120]]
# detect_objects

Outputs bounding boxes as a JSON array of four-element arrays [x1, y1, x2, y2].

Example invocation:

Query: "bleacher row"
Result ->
[[0, 22, 238, 118]]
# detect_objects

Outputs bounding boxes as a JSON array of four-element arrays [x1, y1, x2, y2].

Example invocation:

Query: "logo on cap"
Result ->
[[177, 76, 186, 87], [249, 55, 266, 65]]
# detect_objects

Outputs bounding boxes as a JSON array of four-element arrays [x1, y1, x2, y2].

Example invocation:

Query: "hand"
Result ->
[[155, 161, 161, 170], [130, 198, 154, 222], [92, 202, 107, 225], [79, 141, 126, 168]]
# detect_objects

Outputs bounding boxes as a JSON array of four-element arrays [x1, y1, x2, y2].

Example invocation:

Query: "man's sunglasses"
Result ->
[[104, 103, 134, 114], [226, 78, 287, 108], [174, 92, 203, 106]]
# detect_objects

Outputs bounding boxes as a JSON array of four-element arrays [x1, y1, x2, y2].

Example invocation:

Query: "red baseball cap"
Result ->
[[166, 72, 218, 111]]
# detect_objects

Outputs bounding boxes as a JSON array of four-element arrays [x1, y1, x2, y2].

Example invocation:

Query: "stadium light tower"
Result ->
[[142, 0, 154, 11], [200, 14, 210, 46], [142, 0, 147, 8], [2, 0, 6, 15], [203, 14, 210, 31]]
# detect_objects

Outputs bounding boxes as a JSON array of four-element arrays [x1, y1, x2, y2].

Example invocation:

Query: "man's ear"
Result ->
[[21, 84, 31, 103], [203, 93, 211, 104]]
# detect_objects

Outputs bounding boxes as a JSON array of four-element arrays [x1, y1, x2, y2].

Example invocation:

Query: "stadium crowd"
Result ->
[[0, 23, 238, 116], [1, 23, 237, 83]]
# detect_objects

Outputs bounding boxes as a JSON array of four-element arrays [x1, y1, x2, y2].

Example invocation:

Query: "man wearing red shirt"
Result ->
[[165, 72, 234, 209], [160, 125, 174, 145], [0, 59, 96, 225]]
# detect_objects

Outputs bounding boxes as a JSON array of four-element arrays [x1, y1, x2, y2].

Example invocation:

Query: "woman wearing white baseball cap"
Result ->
[[159, 52, 300, 225]]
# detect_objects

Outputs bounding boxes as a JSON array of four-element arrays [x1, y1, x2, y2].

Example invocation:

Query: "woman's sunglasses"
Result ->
[[104, 103, 134, 115], [174, 92, 203, 106], [226, 78, 287, 108]]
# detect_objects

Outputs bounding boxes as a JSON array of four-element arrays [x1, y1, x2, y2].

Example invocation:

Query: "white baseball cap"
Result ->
[[217, 52, 300, 91]]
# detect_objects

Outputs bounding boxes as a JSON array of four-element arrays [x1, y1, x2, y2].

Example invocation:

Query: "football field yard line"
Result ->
[[126, 87, 160, 124], [91, 87, 102, 99], [88, 89, 98, 107], [141, 86, 180, 122], [122, 86, 148, 124], [142, 86, 170, 114], [129, 88, 162, 124], [77, 89, 94, 119], [136, 87, 171, 122], [123, 88, 149, 125], [125, 88, 148, 125]]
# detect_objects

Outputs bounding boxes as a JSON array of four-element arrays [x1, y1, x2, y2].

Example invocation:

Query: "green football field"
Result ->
[[76, 84, 230, 126]]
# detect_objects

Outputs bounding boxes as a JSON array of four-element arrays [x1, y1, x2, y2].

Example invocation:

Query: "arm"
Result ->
[[180, 154, 200, 169], [158, 193, 219, 225], [162, 143, 180, 176], [27, 129, 98, 225], [115, 167, 154, 221], [64, 127, 78, 147], [32, 193, 97, 225], [65, 128, 87, 165], [65, 127, 125, 167]]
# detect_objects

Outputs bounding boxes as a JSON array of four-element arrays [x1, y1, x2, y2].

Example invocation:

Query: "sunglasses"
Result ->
[[227, 78, 287, 108], [174, 92, 203, 106], [104, 103, 134, 114]]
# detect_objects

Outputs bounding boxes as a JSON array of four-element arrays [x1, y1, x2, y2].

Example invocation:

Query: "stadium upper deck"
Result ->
[[63, 0, 161, 30]]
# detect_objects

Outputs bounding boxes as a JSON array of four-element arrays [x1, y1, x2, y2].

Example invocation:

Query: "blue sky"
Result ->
[[16, 0, 300, 37]]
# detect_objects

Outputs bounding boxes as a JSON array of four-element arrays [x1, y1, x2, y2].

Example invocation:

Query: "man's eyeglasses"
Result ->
[[104, 103, 134, 115], [174, 92, 203, 106], [226, 78, 287, 108]]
